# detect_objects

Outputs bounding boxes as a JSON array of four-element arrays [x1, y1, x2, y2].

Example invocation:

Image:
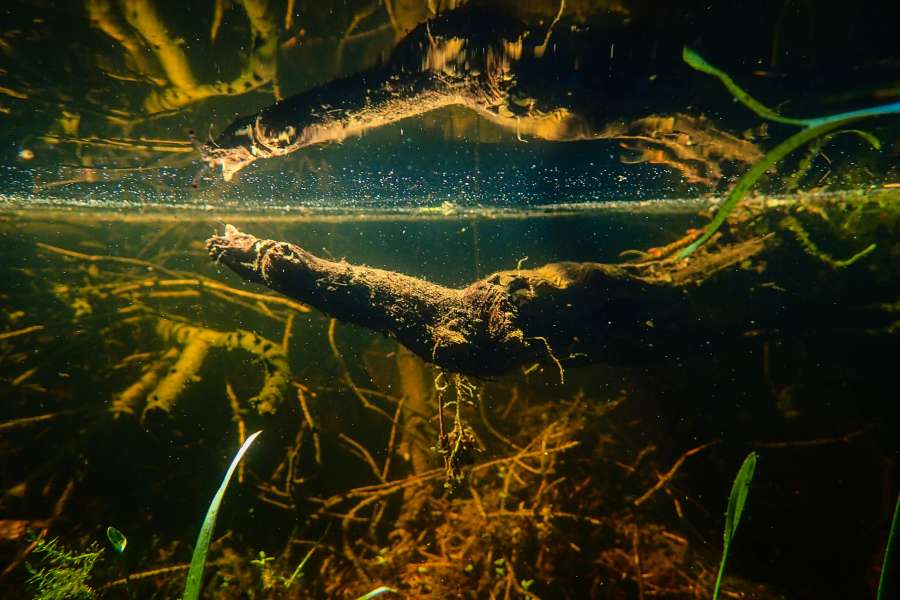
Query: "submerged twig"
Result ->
[[633, 441, 719, 506]]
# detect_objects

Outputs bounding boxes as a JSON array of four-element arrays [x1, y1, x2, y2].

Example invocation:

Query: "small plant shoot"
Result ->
[[105, 526, 127, 554], [183, 430, 262, 600], [713, 452, 758, 600], [354, 585, 398, 600], [876, 493, 900, 600]]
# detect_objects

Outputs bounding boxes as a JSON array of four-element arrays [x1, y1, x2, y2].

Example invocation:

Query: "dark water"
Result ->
[[1, 199, 898, 600], [1, 1, 899, 599]]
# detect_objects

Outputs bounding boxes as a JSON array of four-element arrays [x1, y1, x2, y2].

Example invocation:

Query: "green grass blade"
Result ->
[[724, 452, 757, 547], [877, 493, 900, 600], [183, 430, 261, 600], [713, 452, 757, 600], [678, 120, 849, 258], [682, 47, 812, 127], [284, 542, 317, 587], [678, 102, 900, 260], [678, 45, 900, 259], [284, 523, 330, 587]]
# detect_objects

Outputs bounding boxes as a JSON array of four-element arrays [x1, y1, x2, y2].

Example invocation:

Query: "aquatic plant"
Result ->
[[877, 493, 900, 600], [183, 430, 261, 600], [8, 208, 899, 599], [26, 535, 103, 600], [712, 452, 757, 600], [105, 526, 127, 554], [250, 538, 325, 592], [105, 525, 132, 597], [678, 47, 900, 258]]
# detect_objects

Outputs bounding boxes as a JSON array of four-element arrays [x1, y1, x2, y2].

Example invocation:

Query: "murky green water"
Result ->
[[1, 196, 898, 599]]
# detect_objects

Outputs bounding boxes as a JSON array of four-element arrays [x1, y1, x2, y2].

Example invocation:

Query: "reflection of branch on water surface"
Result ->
[[90, 0, 281, 113], [4, 0, 412, 190], [39, 134, 194, 154], [7, 0, 776, 197]]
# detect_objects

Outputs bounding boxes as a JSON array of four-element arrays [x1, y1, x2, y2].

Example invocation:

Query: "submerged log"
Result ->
[[206, 194, 898, 377], [207, 224, 540, 376], [203, 225, 724, 377], [205, 198, 893, 379]]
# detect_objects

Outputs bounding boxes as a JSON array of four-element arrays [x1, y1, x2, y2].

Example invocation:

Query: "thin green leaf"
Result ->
[[284, 543, 317, 587], [877, 493, 900, 600], [183, 431, 261, 600], [682, 47, 812, 127], [724, 452, 757, 548], [678, 46, 900, 259], [785, 129, 880, 191], [842, 129, 883, 150], [712, 452, 758, 600], [106, 526, 127, 554], [678, 101, 900, 259]]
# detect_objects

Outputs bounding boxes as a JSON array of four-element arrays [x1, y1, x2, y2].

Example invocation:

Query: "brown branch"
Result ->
[[753, 429, 866, 448], [338, 433, 386, 483], [633, 441, 719, 506], [327, 319, 393, 421], [381, 399, 404, 481], [205, 224, 781, 377], [36, 242, 311, 314], [0, 325, 45, 341], [633, 524, 645, 600], [225, 382, 248, 483], [0, 410, 81, 431], [1, 478, 77, 577], [295, 383, 322, 464], [99, 559, 229, 589]]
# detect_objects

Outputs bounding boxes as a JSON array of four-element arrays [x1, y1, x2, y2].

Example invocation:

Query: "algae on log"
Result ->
[[206, 199, 897, 377]]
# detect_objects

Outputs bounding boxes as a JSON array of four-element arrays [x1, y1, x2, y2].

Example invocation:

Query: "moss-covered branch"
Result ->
[[110, 318, 290, 423], [207, 225, 541, 376], [143, 319, 289, 419]]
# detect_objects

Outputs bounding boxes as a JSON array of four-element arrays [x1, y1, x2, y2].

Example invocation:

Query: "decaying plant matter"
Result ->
[[0, 223, 313, 591], [112, 318, 290, 421], [37, 241, 298, 426], [256, 361, 785, 600]]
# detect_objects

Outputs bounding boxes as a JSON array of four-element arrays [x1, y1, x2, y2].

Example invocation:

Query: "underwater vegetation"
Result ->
[[712, 452, 757, 600], [877, 495, 900, 600], [1, 194, 898, 599], [104, 527, 126, 555], [25, 536, 103, 600], [677, 48, 900, 258], [184, 431, 262, 600], [21, 430, 400, 600]]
